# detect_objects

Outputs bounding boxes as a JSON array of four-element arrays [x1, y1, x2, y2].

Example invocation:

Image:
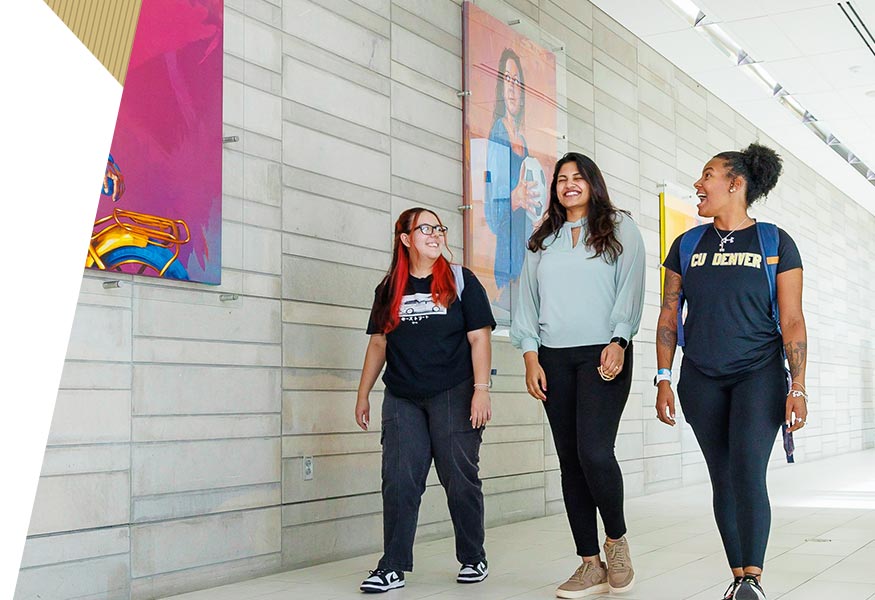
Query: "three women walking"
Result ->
[[355, 144, 805, 600]]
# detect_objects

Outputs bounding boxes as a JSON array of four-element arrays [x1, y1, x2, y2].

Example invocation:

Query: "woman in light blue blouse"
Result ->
[[511, 152, 646, 599]]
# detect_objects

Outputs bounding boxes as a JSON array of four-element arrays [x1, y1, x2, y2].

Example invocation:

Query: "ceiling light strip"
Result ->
[[661, 0, 875, 188]]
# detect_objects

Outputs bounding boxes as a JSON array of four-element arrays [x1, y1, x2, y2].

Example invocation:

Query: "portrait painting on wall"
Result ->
[[86, 0, 224, 284], [463, 1, 559, 324]]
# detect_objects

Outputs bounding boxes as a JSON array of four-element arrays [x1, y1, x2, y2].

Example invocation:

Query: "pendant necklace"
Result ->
[[714, 216, 750, 252]]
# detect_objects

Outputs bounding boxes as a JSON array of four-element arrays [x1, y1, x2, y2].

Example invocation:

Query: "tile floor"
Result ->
[[164, 449, 875, 600]]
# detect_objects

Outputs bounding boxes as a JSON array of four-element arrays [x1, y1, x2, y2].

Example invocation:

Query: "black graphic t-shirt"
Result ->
[[367, 267, 497, 399], [664, 224, 802, 377]]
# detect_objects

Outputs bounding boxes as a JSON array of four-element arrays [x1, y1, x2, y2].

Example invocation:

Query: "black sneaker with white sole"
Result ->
[[722, 576, 743, 599], [734, 575, 766, 600], [360, 568, 405, 593], [457, 559, 488, 583]]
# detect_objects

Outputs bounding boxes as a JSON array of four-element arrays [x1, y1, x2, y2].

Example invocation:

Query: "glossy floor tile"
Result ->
[[162, 449, 875, 600]]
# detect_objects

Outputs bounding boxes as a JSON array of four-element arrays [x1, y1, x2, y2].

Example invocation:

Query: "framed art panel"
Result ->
[[86, 0, 223, 284], [462, 0, 566, 325]]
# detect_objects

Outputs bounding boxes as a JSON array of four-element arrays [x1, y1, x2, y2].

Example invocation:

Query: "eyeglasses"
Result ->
[[503, 72, 522, 88], [411, 224, 448, 236]]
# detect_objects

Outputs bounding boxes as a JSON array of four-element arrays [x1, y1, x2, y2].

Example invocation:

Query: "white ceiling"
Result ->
[[591, 0, 875, 215]]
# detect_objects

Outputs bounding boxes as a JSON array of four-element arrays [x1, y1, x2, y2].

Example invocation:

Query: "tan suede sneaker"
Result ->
[[604, 536, 635, 593], [555, 560, 609, 599]]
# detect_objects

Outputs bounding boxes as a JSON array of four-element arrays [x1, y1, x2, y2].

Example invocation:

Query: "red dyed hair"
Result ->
[[373, 208, 457, 333]]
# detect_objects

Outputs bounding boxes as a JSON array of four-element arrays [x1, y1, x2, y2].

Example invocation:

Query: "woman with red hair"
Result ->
[[355, 208, 496, 593]]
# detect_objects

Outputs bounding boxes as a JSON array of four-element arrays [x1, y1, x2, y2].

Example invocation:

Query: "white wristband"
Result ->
[[653, 369, 672, 386]]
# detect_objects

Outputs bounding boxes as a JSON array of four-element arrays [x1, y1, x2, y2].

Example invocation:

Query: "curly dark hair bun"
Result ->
[[715, 143, 783, 206], [742, 143, 782, 202]]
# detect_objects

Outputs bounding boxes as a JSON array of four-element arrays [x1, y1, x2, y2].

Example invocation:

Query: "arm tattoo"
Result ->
[[784, 341, 807, 379], [657, 324, 677, 348], [661, 271, 682, 311], [661, 287, 680, 311]]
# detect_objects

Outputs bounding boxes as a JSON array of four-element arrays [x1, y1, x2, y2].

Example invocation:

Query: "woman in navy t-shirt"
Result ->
[[655, 144, 808, 600]]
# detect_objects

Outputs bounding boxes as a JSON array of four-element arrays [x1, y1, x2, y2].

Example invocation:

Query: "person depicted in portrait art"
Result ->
[[484, 47, 541, 311]]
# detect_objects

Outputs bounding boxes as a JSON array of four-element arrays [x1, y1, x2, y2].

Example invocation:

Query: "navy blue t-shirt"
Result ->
[[664, 223, 802, 377], [367, 267, 496, 399]]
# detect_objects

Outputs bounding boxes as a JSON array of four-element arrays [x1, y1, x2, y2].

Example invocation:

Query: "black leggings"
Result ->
[[677, 354, 786, 569], [539, 344, 632, 557]]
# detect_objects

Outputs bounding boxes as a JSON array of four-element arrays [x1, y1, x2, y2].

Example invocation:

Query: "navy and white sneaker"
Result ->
[[734, 575, 766, 600], [722, 576, 743, 599], [457, 559, 488, 583], [360, 568, 405, 593]]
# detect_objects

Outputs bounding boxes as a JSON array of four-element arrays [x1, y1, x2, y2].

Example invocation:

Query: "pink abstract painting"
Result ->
[[87, 0, 223, 284]]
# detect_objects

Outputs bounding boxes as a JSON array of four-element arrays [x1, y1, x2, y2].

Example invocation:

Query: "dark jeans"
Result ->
[[677, 354, 786, 569], [539, 344, 632, 557], [378, 377, 486, 572]]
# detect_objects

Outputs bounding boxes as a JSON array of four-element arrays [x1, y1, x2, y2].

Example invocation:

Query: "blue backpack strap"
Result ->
[[756, 222, 792, 422], [755, 222, 781, 334], [675, 224, 709, 347], [450, 263, 465, 302]]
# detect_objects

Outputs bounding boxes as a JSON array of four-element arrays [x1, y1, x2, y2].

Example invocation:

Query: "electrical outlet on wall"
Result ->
[[303, 455, 314, 480]]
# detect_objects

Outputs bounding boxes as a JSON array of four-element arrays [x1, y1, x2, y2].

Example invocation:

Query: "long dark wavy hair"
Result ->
[[527, 152, 628, 263], [371, 208, 456, 333], [492, 48, 525, 131], [714, 143, 783, 206]]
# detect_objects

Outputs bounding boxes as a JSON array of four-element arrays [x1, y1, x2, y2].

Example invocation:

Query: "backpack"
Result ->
[[451, 263, 465, 301], [676, 222, 781, 347], [451, 263, 498, 381]]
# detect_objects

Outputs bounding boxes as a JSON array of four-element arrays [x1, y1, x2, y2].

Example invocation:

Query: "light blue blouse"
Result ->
[[510, 213, 647, 353]]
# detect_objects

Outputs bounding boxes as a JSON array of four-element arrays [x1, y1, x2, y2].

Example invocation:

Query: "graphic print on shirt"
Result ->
[[689, 252, 762, 269], [399, 293, 447, 324]]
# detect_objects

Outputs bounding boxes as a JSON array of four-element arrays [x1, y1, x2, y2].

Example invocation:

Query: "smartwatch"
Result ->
[[653, 368, 672, 386], [610, 336, 629, 349]]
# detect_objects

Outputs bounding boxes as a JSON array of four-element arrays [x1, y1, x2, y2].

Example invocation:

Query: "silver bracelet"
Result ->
[[473, 383, 490, 390], [788, 389, 808, 403]]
